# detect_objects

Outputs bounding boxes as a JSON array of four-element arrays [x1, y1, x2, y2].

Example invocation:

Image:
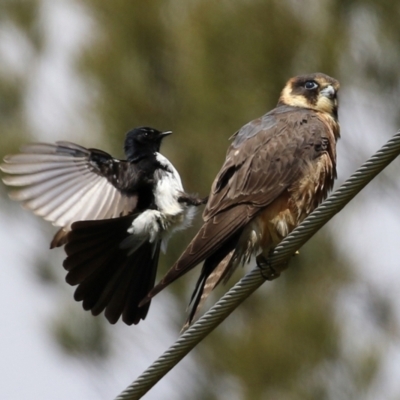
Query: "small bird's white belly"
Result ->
[[123, 153, 196, 253]]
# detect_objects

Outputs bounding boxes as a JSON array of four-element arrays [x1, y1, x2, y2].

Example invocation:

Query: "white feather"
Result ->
[[0, 143, 138, 230], [123, 152, 197, 254]]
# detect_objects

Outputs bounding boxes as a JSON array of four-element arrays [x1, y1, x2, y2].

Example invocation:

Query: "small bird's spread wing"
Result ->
[[64, 215, 160, 325], [1, 142, 139, 246], [1, 131, 202, 325], [144, 105, 337, 301], [62, 163, 200, 324]]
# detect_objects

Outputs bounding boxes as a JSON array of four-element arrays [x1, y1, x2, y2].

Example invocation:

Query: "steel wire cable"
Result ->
[[115, 130, 400, 400]]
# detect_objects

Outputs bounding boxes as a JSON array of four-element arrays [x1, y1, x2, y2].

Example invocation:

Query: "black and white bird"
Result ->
[[1, 127, 203, 325]]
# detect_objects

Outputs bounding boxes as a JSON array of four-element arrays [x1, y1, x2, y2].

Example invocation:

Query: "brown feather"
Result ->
[[141, 205, 252, 303]]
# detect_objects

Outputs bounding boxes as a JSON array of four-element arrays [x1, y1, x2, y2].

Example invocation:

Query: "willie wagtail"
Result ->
[[1, 127, 205, 325]]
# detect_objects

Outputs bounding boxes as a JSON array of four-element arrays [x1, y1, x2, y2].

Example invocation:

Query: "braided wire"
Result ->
[[115, 131, 400, 400]]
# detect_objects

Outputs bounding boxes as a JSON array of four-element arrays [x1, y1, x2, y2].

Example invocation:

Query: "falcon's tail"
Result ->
[[63, 215, 160, 325], [182, 251, 235, 330], [182, 227, 247, 329], [140, 205, 251, 312]]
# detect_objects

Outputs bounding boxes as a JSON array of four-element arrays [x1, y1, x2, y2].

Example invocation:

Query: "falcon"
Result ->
[[141, 73, 341, 326], [1, 127, 203, 324]]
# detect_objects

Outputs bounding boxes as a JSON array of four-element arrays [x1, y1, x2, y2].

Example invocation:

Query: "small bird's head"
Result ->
[[124, 127, 172, 161], [278, 73, 340, 119]]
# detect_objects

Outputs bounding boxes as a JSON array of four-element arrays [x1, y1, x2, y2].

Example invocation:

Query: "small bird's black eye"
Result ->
[[305, 81, 318, 90]]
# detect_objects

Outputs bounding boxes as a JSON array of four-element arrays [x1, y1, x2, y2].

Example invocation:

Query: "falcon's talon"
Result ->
[[256, 255, 280, 280], [178, 194, 208, 206]]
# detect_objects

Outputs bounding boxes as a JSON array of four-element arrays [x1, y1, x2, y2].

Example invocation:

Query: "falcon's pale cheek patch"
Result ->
[[316, 96, 334, 115], [279, 86, 312, 109]]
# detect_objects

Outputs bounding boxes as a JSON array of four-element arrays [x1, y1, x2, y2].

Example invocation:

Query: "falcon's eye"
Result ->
[[304, 81, 318, 90]]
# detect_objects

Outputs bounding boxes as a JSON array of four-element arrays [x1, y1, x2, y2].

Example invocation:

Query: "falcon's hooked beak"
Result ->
[[320, 85, 336, 99]]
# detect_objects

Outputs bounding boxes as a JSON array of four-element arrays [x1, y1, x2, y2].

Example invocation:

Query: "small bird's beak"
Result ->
[[160, 131, 172, 137], [320, 85, 336, 99]]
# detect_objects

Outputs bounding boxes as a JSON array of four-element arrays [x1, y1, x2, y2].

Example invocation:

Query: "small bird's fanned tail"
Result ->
[[51, 228, 69, 248], [63, 215, 160, 325]]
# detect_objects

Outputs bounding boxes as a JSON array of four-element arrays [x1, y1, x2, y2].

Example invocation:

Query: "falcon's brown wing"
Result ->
[[204, 106, 336, 219], [143, 106, 336, 301]]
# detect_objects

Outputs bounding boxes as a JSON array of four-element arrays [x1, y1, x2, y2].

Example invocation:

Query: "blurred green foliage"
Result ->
[[1, 1, 400, 399]]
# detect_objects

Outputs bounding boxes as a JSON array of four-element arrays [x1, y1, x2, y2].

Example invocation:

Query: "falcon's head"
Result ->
[[278, 73, 340, 119]]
